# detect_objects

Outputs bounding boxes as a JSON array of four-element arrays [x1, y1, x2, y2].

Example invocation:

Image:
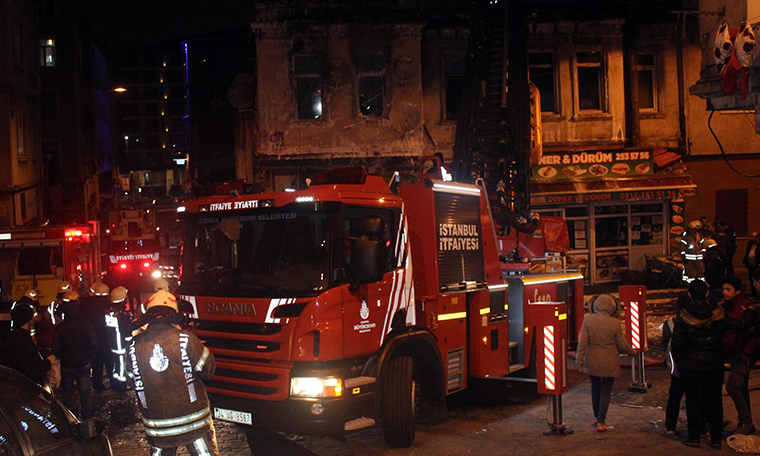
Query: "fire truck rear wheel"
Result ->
[[381, 355, 415, 448]]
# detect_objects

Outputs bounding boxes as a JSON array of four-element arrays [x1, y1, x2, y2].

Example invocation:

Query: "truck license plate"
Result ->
[[213, 407, 252, 425]]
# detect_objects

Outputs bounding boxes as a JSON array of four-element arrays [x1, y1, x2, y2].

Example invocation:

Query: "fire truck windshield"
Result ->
[[181, 210, 330, 298]]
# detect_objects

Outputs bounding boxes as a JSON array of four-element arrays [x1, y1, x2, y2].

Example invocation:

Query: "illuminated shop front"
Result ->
[[530, 149, 696, 284]]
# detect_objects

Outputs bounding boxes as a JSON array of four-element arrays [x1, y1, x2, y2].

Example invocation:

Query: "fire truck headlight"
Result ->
[[151, 270, 162, 278], [290, 377, 342, 398]]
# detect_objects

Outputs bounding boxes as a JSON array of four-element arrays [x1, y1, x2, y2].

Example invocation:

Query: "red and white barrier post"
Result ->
[[534, 302, 572, 436], [621, 285, 651, 392]]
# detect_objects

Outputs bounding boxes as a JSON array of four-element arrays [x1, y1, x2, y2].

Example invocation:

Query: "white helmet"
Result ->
[[91, 282, 110, 297], [24, 290, 38, 301], [146, 290, 178, 312], [704, 238, 718, 249], [57, 281, 72, 294], [110, 286, 128, 304], [153, 278, 170, 292], [688, 220, 703, 230], [62, 291, 80, 302]]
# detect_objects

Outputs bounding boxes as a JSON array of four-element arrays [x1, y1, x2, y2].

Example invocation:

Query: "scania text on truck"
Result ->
[[176, 167, 583, 447]]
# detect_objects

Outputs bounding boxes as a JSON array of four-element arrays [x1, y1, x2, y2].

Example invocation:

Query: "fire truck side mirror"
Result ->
[[349, 238, 384, 291]]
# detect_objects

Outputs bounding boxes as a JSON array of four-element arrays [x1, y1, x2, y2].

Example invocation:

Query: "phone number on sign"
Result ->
[[617, 189, 680, 200]]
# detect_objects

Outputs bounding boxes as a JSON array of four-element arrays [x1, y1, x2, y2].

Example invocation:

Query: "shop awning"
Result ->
[[530, 175, 696, 206]]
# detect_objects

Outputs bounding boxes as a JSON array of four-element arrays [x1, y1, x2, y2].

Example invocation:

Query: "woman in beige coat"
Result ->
[[576, 294, 637, 432]]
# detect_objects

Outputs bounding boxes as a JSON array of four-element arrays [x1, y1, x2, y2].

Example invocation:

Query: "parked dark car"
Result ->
[[0, 366, 112, 455]]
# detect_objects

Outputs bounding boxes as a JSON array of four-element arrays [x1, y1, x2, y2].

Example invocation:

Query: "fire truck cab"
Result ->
[[177, 168, 583, 447], [0, 224, 100, 306]]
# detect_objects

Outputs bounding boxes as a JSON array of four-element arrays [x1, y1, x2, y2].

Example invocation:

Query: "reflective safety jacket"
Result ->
[[681, 232, 705, 282], [126, 321, 215, 448], [106, 306, 134, 385]]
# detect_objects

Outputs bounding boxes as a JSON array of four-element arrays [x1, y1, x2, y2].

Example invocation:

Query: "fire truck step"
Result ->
[[344, 417, 376, 431], [508, 364, 525, 373], [508, 342, 518, 349]]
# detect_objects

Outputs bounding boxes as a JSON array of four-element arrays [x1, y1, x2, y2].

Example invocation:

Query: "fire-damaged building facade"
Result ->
[[233, 1, 695, 284], [240, 1, 468, 190]]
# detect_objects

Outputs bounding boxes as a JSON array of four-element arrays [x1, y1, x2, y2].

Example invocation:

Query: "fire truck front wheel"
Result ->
[[381, 355, 415, 448]]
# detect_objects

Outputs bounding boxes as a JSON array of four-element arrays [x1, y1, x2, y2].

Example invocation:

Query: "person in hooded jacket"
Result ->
[[576, 294, 637, 432], [662, 295, 689, 435], [1, 301, 51, 387], [52, 291, 99, 420], [671, 279, 726, 449], [127, 290, 218, 455]]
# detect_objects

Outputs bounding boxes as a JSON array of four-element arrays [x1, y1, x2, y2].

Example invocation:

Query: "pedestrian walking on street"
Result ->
[[52, 291, 99, 420], [576, 294, 637, 432], [744, 233, 760, 297], [1, 301, 51, 387], [80, 282, 113, 392], [662, 297, 687, 435], [671, 280, 726, 449], [126, 290, 219, 455], [721, 275, 757, 435]]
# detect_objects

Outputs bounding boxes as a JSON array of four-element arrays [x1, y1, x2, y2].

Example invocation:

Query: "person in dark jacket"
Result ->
[[662, 296, 688, 435], [80, 282, 112, 392], [671, 280, 726, 449], [107, 286, 134, 393], [703, 239, 727, 290], [1, 301, 51, 387], [52, 291, 99, 420], [721, 275, 757, 435], [743, 233, 760, 297], [127, 290, 218, 455], [713, 217, 737, 274]]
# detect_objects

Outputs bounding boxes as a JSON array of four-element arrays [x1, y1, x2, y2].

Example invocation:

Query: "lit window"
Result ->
[[576, 51, 605, 111], [356, 54, 385, 118], [39, 38, 56, 67], [637, 53, 657, 111], [529, 52, 557, 113], [443, 55, 465, 121], [295, 55, 323, 120]]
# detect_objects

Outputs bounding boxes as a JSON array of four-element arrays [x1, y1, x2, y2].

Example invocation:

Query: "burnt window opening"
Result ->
[[295, 55, 323, 120], [444, 55, 465, 121], [356, 54, 386, 118], [39, 38, 56, 67], [576, 51, 605, 111], [528, 52, 557, 113], [636, 53, 657, 111]]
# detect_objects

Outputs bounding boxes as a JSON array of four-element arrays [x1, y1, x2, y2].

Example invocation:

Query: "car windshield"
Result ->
[[181, 209, 330, 298]]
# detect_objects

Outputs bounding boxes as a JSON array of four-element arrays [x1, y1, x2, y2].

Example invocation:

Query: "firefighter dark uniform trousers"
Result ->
[[127, 322, 218, 455]]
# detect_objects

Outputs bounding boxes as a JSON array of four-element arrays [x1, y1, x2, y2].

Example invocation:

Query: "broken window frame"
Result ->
[[636, 52, 658, 112], [528, 51, 559, 115], [574, 50, 607, 114], [294, 55, 324, 121], [356, 54, 386, 118]]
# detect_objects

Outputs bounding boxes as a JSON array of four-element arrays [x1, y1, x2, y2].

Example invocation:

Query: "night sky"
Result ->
[[84, 0, 259, 51]]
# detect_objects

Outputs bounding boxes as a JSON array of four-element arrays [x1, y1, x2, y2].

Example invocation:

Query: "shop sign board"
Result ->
[[531, 188, 688, 206], [533, 150, 654, 180]]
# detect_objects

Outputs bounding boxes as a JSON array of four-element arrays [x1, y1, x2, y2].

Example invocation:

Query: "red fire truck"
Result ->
[[176, 167, 583, 447], [0, 223, 100, 306]]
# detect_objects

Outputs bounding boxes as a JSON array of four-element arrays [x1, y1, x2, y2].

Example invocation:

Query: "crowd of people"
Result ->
[[0, 279, 220, 456]]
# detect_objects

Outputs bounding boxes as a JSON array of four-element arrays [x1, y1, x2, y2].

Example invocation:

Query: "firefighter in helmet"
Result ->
[[52, 281, 72, 324], [80, 282, 113, 392], [127, 290, 218, 455], [681, 220, 706, 283], [106, 286, 134, 393]]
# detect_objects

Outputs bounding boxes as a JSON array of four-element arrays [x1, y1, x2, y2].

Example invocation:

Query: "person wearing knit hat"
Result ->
[[126, 289, 218, 455], [576, 294, 637, 432], [1, 302, 51, 387], [52, 290, 98, 420]]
